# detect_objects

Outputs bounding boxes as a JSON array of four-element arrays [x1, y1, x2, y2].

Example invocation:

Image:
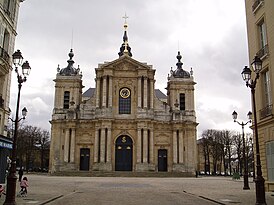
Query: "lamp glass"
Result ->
[[22, 107, 27, 117], [22, 61, 31, 76], [241, 66, 251, 83], [247, 111, 252, 120], [12, 50, 23, 67], [232, 111, 238, 120], [251, 56, 262, 74]]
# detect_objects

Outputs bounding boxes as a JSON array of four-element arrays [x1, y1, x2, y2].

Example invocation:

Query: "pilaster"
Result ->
[[70, 128, 75, 163], [144, 77, 148, 108]]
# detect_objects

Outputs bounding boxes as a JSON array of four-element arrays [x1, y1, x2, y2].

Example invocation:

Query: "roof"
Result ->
[[82, 88, 167, 99], [155, 89, 167, 99], [83, 88, 95, 98]]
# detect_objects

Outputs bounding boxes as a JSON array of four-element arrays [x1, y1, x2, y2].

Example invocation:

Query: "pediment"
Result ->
[[98, 55, 153, 71]]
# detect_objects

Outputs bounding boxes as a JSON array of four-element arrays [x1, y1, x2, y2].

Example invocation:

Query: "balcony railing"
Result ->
[[260, 104, 273, 119], [256, 44, 269, 59], [0, 46, 10, 62], [252, 0, 264, 13]]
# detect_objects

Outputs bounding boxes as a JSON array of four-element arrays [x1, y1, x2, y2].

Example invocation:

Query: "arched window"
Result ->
[[63, 91, 70, 109], [119, 87, 131, 114], [180, 93, 185, 111]]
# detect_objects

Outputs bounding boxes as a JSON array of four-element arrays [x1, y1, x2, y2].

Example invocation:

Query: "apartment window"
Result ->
[[252, 0, 264, 13], [119, 87, 131, 114], [256, 19, 268, 58], [63, 91, 70, 109], [259, 21, 267, 49], [0, 95, 4, 108], [179, 93, 185, 111], [262, 70, 272, 106], [266, 141, 274, 181], [260, 70, 272, 119], [3, 0, 16, 19]]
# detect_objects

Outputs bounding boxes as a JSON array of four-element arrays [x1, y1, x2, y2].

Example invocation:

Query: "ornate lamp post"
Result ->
[[4, 50, 31, 205], [232, 110, 252, 190], [249, 136, 256, 180], [241, 55, 266, 205]]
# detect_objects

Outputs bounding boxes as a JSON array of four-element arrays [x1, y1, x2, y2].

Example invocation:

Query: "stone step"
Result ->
[[52, 171, 194, 177]]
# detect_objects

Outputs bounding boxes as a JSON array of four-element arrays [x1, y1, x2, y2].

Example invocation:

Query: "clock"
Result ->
[[120, 88, 130, 98]]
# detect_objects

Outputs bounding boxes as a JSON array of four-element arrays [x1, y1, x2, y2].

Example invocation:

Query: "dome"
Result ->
[[173, 68, 190, 78], [59, 49, 79, 76], [172, 51, 190, 78]]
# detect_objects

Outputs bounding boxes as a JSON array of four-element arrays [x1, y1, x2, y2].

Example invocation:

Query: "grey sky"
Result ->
[[10, 0, 252, 136]]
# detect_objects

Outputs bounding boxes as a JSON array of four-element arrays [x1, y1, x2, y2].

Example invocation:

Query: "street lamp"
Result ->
[[232, 110, 252, 190], [4, 50, 31, 205], [249, 136, 256, 181], [241, 55, 266, 205]]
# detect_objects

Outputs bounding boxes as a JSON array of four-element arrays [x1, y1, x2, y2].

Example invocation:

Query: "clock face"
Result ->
[[120, 88, 130, 98]]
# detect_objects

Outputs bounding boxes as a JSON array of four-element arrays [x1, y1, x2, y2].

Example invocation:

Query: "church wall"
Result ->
[[50, 43, 197, 175]]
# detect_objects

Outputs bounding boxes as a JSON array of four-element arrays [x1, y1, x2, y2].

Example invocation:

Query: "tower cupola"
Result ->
[[58, 49, 80, 76], [172, 51, 190, 78]]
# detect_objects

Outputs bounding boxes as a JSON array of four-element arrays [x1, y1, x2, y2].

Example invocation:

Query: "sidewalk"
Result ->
[[0, 174, 274, 205]]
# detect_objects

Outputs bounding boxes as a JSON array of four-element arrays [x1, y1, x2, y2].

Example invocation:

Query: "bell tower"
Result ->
[[53, 49, 83, 115], [167, 51, 197, 172], [167, 51, 195, 116], [50, 49, 83, 172]]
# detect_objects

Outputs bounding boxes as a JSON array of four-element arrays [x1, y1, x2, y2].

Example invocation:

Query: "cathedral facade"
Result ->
[[49, 22, 198, 175]]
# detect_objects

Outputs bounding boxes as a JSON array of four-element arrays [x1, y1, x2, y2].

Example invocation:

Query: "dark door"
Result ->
[[115, 136, 133, 171], [158, 149, 167, 172], [80, 148, 90, 171]]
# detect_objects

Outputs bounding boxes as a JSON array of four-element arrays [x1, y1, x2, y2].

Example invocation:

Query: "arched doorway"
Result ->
[[158, 149, 167, 172], [80, 148, 90, 171], [115, 135, 133, 171]]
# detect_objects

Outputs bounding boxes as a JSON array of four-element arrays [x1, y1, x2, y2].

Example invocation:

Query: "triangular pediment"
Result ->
[[98, 55, 153, 71]]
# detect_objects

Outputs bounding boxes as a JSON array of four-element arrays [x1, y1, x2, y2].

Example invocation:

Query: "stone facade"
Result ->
[[49, 22, 198, 174], [0, 0, 23, 183], [245, 0, 274, 191]]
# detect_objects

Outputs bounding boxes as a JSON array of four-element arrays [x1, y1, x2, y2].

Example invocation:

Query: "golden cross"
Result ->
[[123, 13, 129, 23]]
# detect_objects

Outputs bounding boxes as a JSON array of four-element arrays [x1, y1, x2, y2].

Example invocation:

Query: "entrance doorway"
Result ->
[[158, 149, 167, 172], [115, 135, 133, 171], [80, 148, 90, 171]]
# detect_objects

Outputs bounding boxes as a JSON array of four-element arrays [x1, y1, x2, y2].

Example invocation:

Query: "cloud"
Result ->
[[11, 0, 249, 136]]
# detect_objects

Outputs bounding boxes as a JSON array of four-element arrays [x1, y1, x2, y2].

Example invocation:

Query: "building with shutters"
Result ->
[[49, 21, 198, 174], [245, 0, 274, 191], [0, 0, 23, 183]]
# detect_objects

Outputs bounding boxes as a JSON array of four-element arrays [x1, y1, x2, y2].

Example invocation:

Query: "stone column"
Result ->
[[137, 129, 142, 163], [179, 130, 184, 163], [173, 130, 177, 164], [64, 129, 70, 163], [149, 129, 154, 163], [70, 128, 76, 163], [102, 77, 107, 107], [144, 77, 148, 108], [143, 129, 148, 163], [108, 76, 113, 108], [100, 128, 106, 163], [107, 128, 112, 162], [137, 77, 141, 107], [95, 78, 100, 107], [94, 129, 99, 163], [150, 79, 154, 109]]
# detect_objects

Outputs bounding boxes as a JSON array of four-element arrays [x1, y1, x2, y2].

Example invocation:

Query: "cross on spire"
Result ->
[[123, 13, 129, 24]]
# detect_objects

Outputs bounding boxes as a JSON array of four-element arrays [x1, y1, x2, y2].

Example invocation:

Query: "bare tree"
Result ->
[[222, 130, 234, 175], [36, 130, 50, 171], [232, 132, 242, 174], [16, 125, 50, 172], [201, 129, 215, 175]]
